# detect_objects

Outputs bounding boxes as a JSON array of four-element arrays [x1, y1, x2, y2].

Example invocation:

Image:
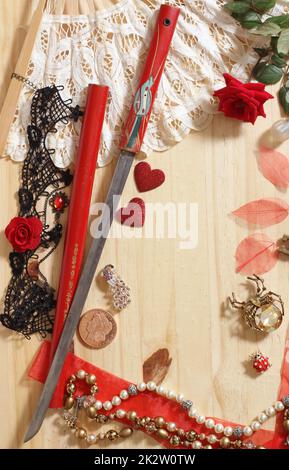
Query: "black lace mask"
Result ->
[[0, 86, 82, 338]]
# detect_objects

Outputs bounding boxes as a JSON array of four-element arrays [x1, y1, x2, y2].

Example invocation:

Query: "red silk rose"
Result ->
[[214, 73, 273, 124], [5, 216, 43, 253]]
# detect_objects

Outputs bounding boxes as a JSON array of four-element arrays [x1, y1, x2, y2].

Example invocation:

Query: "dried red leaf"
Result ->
[[235, 233, 278, 275], [232, 198, 289, 227], [143, 348, 172, 386], [258, 146, 289, 189]]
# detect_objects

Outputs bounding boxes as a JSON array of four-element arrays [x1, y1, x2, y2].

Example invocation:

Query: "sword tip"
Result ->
[[24, 419, 42, 443]]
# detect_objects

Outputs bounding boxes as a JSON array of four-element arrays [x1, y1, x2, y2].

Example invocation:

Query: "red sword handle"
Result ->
[[120, 4, 180, 153]]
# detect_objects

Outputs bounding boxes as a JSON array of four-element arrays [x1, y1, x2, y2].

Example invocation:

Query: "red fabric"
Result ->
[[5, 216, 43, 253], [29, 341, 277, 448], [214, 74, 273, 125], [116, 197, 145, 227], [134, 162, 165, 193]]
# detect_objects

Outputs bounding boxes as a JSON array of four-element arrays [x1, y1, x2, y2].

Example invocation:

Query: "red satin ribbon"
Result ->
[[29, 340, 280, 448]]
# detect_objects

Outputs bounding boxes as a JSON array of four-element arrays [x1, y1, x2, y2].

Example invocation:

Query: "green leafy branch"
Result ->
[[225, 1, 289, 113]]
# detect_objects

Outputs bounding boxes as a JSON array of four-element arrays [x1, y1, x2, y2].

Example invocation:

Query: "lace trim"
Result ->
[[0, 86, 82, 338], [3, 0, 288, 168]]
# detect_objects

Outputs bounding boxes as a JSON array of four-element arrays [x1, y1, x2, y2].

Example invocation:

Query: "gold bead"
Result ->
[[186, 430, 197, 442], [86, 374, 97, 385], [127, 411, 138, 421], [177, 428, 185, 437], [76, 427, 87, 440], [64, 396, 74, 410], [169, 435, 181, 447], [86, 406, 97, 419], [119, 427, 133, 438], [156, 429, 169, 439], [256, 446, 266, 449], [205, 445, 212, 449], [283, 419, 289, 433], [155, 416, 165, 428], [90, 385, 99, 394], [220, 437, 231, 448], [106, 430, 119, 441], [66, 383, 76, 394], [69, 375, 76, 381]]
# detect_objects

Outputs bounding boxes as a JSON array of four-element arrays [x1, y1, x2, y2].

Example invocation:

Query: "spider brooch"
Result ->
[[229, 275, 284, 333]]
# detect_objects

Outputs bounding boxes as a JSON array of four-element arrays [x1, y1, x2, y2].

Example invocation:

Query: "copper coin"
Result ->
[[78, 309, 117, 349]]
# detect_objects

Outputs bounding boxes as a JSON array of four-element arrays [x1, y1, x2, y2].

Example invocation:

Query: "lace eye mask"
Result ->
[[0, 86, 82, 339]]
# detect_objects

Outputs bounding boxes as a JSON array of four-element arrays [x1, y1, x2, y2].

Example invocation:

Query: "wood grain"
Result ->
[[0, 0, 289, 449]]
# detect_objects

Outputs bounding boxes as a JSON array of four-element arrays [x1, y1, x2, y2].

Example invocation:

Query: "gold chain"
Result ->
[[11, 73, 38, 91]]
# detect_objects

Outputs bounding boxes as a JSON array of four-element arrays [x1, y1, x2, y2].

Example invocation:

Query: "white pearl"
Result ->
[[137, 382, 146, 392], [243, 426, 253, 437], [275, 401, 285, 412], [251, 421, 261, 432], [147, 381, 156, 391], [120, 390, 129, 400], [215, 423, 224, 434], [166, 390, 176, 400], [103, 401, 112, 411], [76, 369, 86, 379], [207, 434, 217, 444], [224, 426, 233, 437], [196, 415, 205, 424], [87, 434, 97, 444], [271, 119, 289, 143], [266, 407, 276, 417], [156, 385, 164, 395], [192, 440, 202, 449], [95, 400, 102, 410], [112, 396, 121, 406], [116, 409, 126, 418], [205, 419, 215, 429], [188, 408, 198, 418], [177, 394, 184, 403], [258, 413, 267, 424], [167, 422, 176, 432]]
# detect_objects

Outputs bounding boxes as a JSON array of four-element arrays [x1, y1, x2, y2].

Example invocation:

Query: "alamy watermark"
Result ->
[[90, 196, 198, 250]]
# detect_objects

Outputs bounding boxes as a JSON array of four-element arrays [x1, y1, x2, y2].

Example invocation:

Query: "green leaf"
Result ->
[[225, 2, 251, 14], [277, 29, 289, 55], [239, 11, 262, 29], [271, 54, 287, 67], [253, 62, 283, 84], [251, 22, 281, 36], [279, 86, 289, 114], [265, 15, 289, 29], [252, 0, 276, 13]]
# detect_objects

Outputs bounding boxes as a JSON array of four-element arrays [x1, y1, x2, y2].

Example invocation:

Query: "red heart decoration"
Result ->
[[134, 161, 165, 193], [116, 197, 145, 227]]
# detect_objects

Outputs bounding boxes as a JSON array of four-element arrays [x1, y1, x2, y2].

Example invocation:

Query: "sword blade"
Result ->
[[24, 150, 135, 442]]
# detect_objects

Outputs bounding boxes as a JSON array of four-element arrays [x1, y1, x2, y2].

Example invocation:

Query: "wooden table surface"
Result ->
[[0, 0, 289, 450]]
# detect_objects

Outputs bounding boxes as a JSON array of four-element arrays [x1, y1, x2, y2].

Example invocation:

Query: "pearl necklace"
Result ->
[[63, 370, 289, 449]]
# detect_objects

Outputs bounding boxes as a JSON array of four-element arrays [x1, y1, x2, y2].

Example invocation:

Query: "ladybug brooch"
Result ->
[[229, 275, 284, 333], [250, 351, 271, 374]]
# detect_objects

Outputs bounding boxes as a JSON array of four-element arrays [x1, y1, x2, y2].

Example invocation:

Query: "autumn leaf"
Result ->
[[143, 348, 172, 386], [232, 197, 289, 227], [235, 233, 278, 274], [258, 146, 289, 189]]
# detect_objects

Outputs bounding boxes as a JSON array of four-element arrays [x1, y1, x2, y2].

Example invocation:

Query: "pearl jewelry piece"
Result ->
[[87, 434, 97, 444], [112, 396, 121, 406], [243, 426, 253, 437], [137, 382, 146, 392], [116, 409, 126, 418], [207, 434, 217, 444], [215, 423, 224, 434], [192, 440, 202, 449], [205, 419, 215, 429], [166, 390, 176, 400], [251, 421, 261, 432], [177, 394, 184, 403], [270, 119, 289, 143], [224, 426, 233, 437], [120, 390, 129, 400], [94, 400, 102, 410], [258, 413, 267, 424], [189, 408, 197, 418], [196, 415, 205, 424], [156, 386, 164, 395], [167, 422, 176, 432], [275, 401, 285, 412], [147, 381, 157, 391], [76, 369, 86, 380], [103, 401, 112, 411], [266, 407, 276, 417]]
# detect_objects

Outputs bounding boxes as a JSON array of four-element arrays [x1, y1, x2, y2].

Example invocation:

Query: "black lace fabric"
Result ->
[[0, 86, 82, 338]]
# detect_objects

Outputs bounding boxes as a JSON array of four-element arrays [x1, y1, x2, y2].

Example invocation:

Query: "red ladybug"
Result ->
[[251, 352, 271, 374]]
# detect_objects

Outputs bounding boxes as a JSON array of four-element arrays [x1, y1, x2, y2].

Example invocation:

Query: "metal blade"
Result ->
[[24, 150, 135, 442]]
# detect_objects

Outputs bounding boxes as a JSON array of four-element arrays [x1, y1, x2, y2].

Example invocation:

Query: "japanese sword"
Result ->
[[24, 4, 180, 442]]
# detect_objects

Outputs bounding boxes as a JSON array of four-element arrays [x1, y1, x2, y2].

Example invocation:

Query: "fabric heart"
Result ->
[[134, 161, 165, 192], [116, 197, 145, 227]]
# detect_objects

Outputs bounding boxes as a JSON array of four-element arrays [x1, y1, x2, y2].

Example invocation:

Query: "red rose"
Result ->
[[5, 216, 43, 253], [214, 73, 273, 124]]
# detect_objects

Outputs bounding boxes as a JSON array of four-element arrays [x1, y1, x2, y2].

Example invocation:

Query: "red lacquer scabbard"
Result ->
[[49, 84, 109, 361], [120, 4, 179, 153]]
